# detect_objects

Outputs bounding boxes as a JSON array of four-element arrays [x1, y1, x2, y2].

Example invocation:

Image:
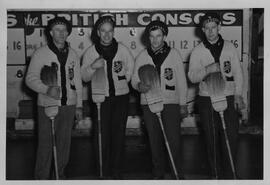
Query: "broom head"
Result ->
[[40, 62, 58, 86], [205, 72, 227, 112], [92, 67, 106, 103], [138, 64, 163, 113], [44, 106, 59, 119], [204, 72, 226, 97], [210, 96, 228, 112]]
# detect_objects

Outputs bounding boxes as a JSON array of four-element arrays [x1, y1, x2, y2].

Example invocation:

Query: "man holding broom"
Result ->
[[81, 15, 134, 179], [26, 17, 83, 179], [188, 12, 245, 179], [131, 20, 188, 179]]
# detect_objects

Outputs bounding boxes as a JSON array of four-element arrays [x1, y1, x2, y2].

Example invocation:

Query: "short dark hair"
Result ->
[[145, 20, 168, 37], [46, 16, 72, 35], [200, 12, 221, 27], [90, 15, 115, 44]]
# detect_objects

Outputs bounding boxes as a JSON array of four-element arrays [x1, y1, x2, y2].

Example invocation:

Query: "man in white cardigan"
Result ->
[[26, 17, 83, 180], [188, 12, 245, 179], [131, 20, 188, 179]]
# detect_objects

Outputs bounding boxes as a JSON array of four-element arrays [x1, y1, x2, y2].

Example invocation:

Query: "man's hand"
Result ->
[[137, 82, 151, 93], [91, 57, 105, 69], [205, 62, 220, 74], [180, 105, 188, 118], [75, 107, 83, 121], [234, 95, 245, 110], [46, 86, 61, 100]]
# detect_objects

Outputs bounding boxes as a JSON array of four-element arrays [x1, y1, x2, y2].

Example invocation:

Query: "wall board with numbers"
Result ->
[[7, 10, 245, 122]]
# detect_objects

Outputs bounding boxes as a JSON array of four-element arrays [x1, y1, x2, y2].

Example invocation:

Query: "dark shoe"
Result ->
[[178, 174, 185, 180], [209, 171, 219, 179], [153, 175, 165, 180], [167, 173, 185, 180], [210, 175, 218, 179], [112, 173, 123, 180], [59, 175, 67, 180], [98, 176, 107, 180]]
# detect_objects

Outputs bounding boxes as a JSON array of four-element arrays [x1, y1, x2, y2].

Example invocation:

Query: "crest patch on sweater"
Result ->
[[68, 63, 76, 90], [164, 68, 173, 80], [223, 61, 231, 74], [68, 63, 75, 80], [113, 61, 123, 73]]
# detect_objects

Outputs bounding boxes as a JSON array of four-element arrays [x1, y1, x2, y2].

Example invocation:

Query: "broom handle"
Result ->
[[156, 112, 179, 180], [219, 111, 237, 179], [51, 118, 59, 180], [97, 103, 103, 178]]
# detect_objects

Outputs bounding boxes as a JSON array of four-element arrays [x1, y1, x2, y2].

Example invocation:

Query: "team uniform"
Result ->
[[188, 37, 243, 178], [132, 44, 187, 178], [26, 42, 82, 179], [81, 39, 134, 177]]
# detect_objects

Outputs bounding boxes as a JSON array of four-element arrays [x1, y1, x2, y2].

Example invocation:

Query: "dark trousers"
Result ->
[[142, 104, 182, 178], [93, 94, 129, 177], [35, 105, 75, 179], [198, 95, 239, 178]]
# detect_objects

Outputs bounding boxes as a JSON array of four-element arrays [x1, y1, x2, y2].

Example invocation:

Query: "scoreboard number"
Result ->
[[7, 29, 25, 65], [12, 41, 22, 50], [78, 28, 85, 36], [130, 41, 137, 50], [78, 42, 85, 50], [180, 40, 188, 50], [231, 40, 239, 48]]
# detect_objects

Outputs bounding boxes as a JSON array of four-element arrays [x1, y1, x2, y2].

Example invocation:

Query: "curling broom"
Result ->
[[41, 62, 60, 180], [91, 66, 106, 178], [138, 64, 180, 180], [205, 71, 237, 179], [44, 106, 59, 180]]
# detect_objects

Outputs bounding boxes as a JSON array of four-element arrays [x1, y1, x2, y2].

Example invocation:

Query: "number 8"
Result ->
[[130, 41, 136, 50]]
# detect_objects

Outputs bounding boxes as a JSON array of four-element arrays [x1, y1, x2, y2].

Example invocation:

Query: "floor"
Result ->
[[6, 130, 263, 180]]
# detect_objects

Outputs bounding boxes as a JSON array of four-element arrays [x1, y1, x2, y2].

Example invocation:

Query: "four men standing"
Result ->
[[25, 12, 245, 180]]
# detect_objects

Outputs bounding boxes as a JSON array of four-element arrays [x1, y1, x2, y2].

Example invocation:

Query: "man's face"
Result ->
[[98, 22, 114, 46], [50, 24, 68, 45], [202, 21, 221, 43], [149, 29, 166, 51]]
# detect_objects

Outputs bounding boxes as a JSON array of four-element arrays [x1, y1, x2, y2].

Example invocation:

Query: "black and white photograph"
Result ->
[[1, 0, 269, 184]]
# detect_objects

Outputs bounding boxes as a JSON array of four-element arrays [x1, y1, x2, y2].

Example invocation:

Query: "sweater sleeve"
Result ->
[[122, 44, 135, 82], [73, 52, 83, 108], [131, 52, 144, 91], [81, 47, 97, 82], [174, 50, 187, 105], [188, 47, 207, 83], [231, 45, 243, 95], [25, 50, 49, 95]]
